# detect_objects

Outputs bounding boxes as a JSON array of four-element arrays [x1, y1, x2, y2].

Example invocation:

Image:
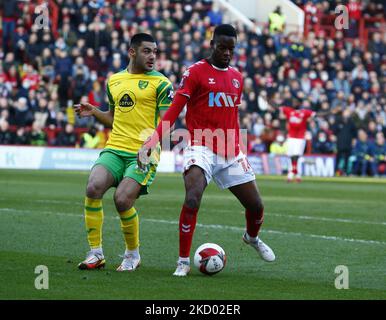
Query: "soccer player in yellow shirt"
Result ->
[[74, 33, 173, 271]]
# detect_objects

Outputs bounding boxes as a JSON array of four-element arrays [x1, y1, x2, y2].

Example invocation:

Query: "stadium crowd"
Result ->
[[0, 0, 385, 176]]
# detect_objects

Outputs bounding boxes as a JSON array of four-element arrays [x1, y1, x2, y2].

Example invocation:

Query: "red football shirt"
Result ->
[[281, 106, 315, 139], [177, 59, 243, 158]]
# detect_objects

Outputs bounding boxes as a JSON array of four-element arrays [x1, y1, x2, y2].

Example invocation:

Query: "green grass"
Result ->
[[0, 170, 385, 300]]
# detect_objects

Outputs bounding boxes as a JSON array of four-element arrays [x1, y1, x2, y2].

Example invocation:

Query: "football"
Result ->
[[193, 243, 226, 275]]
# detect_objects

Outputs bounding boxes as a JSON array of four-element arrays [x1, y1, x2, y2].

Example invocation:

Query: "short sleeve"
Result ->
[[281, 106, 291, 117], [305, 109, 316, 119], [176, 67, 197, 98], [156, 80, 174, 111], [106, 80, 115, 110]]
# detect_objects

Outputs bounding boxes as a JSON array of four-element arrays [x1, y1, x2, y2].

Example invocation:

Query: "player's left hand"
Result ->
[[137, 138, 152, 171]]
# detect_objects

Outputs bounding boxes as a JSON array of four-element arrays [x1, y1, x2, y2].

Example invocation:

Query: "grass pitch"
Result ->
[[0, 170, 385, 300]]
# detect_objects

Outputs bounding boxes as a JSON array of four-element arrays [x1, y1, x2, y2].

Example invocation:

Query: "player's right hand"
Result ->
[[74, 103, 95, 118]]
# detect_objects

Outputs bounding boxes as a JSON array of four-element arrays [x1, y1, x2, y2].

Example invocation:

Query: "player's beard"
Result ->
[[133, 56, 153, 72], [213, 53, 231, 69], [142, 57, 154, 72]]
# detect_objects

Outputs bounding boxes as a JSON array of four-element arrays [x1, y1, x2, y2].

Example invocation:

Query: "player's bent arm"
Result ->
[[92, 107, 114, 128], [137, 94, 188, 169], [146, 93, 188, 148], [74, 102, 114, 128]]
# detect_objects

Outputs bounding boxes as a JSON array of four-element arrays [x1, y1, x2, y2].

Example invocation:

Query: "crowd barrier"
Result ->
[[0, 146, 336, 177]]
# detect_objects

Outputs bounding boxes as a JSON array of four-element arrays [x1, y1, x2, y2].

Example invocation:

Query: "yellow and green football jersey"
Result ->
[[105, 69, 173, 155]]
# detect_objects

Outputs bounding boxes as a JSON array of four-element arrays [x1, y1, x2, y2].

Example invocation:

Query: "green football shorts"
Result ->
[[93, 148, 157, 195]]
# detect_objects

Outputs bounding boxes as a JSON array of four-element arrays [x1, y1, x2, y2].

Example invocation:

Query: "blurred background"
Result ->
[[0, 0, 385, 177]]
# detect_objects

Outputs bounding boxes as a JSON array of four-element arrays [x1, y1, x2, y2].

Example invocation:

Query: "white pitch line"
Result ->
[[20, 199, 386, 226], [142, 218, 386, 246], [1, 208, 386, 246], [268, 213, 386, 226]]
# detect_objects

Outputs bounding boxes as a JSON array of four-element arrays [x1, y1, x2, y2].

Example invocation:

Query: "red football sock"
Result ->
[[246, 208, 264, 238], [291, 159, 298, 175], [179, 205, 198, 258]]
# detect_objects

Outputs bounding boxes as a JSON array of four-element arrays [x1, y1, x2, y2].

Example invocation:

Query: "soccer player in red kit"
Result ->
[[280, 102, 316, 182], [138, 24, 275, 277]]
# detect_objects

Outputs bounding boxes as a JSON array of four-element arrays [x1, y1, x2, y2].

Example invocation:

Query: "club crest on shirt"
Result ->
[[118, 90, 136, 112], [138, 80, 149, 89], [232, 79, 240, 88]]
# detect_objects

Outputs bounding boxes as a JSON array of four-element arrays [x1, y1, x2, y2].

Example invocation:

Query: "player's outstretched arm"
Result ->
[[74, 102, 114, 128], [137, 93, 188, 170]]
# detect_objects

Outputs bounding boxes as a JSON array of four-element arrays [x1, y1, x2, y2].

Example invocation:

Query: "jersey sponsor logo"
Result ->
[[232, 79, 240, 88], [208, 92, 238, 107], [138, 80, 149, 89], [289, 117, 302, 124], [117, 90, 136, 112], [208, 78, 216, 84], [289, 113, 303, 124]]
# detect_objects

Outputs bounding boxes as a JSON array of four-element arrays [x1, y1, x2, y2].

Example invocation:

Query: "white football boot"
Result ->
[[173, 261, 191, 277], [116, 253, 141, 272], [78, 250, 105, 270], [243, 233, 276, 262]]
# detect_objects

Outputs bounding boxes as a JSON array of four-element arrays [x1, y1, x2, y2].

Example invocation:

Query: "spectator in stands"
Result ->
[[269, 133, 287, 155], [347, 0, 363, 38], [72, 67, 90, 104], [207, 2, 223, 26], [268, 6, 286, 34], [0, 120, 13, 144], [29, 121, 47, 146], [332, 109, 357, 176], [60, 22, 78, 48], [352, 129, 376, 176], [367, 32, 384, 63], [249, 136, 267, 154], [373, 132, 386, 176], [87, 80, 104, 109], [56, 123, 77, 147], [9, 97, 34, 127], [80, 125, 100, 148], [333, 71, 351, 98], [1, 0, 18, 53], [312, 131, 335, 154], [12, 126, 30, 145], [269, 133, 288, 174]]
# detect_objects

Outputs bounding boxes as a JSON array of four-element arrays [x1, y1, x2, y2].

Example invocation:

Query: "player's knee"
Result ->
[[86, 183, 104, 199], [248, 198, 264, 216], [184, 192, 202, 210], [114, 192, 135, 212]]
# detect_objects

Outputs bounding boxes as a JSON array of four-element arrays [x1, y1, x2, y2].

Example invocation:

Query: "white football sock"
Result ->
[[246, 232, 258, 243], [125, 248, 139, 258], [178, 257, 190, 264], [91, 247, 103, 256]]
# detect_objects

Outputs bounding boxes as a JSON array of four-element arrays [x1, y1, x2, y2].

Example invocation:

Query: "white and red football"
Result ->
[[193, 243, 226, 275]]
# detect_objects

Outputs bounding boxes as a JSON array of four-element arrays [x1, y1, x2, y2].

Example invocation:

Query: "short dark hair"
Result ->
[[213, 24, 237, 40], [129, 33, 155, 48]]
